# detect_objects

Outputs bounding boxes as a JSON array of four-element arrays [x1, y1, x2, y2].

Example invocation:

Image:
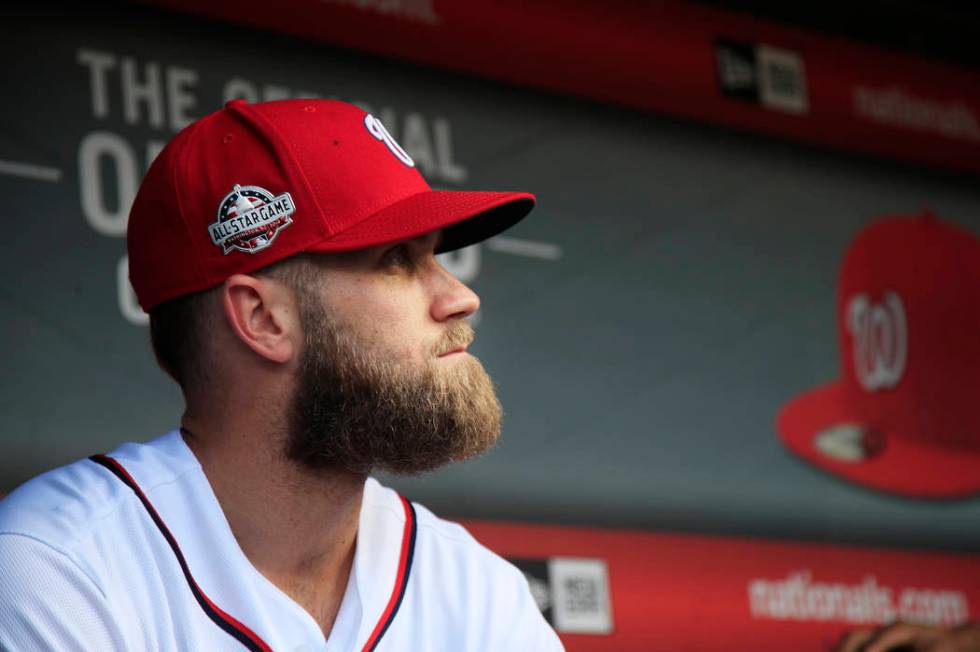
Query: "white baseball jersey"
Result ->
[[0, 430, 564, 651]]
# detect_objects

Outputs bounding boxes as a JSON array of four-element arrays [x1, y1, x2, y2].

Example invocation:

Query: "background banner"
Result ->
[[465, 520, 980, 651], [142, 0, 980, 176]]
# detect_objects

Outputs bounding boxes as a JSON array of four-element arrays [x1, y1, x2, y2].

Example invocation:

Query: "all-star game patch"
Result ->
[[209, 184, 296, 254]]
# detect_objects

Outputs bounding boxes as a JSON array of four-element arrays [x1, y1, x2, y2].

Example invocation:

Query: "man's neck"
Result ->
[[180, 422, 365, 638]]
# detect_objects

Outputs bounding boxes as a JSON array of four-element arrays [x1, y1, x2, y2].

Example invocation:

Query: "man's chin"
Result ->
[[380, 446, 500, 476], [373, 364, 502, 475], [288, 356, 502, 476]]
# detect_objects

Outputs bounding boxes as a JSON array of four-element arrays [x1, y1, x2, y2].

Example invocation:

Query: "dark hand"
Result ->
[[834, 622, 980, 652]]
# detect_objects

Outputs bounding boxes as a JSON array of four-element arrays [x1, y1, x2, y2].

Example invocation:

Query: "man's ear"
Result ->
[[221, 274, 298, 364]]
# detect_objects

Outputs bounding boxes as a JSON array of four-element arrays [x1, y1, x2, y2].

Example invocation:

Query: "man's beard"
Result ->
[[285, 295, 503, 475]]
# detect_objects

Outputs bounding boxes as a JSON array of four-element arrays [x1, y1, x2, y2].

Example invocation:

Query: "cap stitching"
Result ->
[[229, 102, 330, 239], [169, 117, 210, 303]]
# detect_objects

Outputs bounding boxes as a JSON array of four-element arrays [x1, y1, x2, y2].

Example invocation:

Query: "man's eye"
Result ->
[[383, 245, 413, 269]]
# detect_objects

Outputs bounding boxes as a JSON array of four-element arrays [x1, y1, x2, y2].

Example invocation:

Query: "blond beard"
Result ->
[[286, 297, 502, 475]]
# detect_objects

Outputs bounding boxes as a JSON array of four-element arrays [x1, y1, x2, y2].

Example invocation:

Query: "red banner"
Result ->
[[141, 0, 980, 177], [461, 520, 980, 651]]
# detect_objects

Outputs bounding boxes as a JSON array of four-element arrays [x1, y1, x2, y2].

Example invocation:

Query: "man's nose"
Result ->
[[429, 264, 480, 322]]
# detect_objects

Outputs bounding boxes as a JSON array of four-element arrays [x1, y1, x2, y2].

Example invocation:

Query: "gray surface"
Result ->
[[3, 3, 980, 551]]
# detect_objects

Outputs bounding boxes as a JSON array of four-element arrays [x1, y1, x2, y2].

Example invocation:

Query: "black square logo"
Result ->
[[715, 39, 759, 102]]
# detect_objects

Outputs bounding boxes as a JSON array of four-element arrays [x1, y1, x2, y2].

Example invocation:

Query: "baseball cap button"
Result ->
[[224, 98, 247, 108]]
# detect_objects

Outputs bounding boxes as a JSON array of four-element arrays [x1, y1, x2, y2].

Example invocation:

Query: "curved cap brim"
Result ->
[[307, 189, 535, 253], [777, 382, 980, 499]]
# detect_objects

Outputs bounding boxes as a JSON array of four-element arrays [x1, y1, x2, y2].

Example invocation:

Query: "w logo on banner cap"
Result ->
[[847, 292, 908, 392], [364, 114, 415, 167]]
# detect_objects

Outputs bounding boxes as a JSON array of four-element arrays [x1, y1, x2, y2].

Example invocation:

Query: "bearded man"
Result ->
[[0, 99, 563, 651]]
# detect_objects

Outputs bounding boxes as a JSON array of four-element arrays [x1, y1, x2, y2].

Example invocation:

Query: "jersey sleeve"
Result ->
[[496, 563, 566, 651], [0, 533, 127, 652]]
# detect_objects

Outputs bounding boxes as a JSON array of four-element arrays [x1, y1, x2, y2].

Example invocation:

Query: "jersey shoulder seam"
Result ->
[[87, 455, 201, 513], [0, 531, 109, 600], [5, 459, 202, 557]]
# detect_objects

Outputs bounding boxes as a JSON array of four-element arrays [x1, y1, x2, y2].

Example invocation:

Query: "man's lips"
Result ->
[[438, 346, 468, 358]]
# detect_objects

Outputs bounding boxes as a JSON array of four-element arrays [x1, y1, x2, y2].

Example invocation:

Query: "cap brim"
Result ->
[[307, 189, 535, 254], [777, 382, 980, 499]]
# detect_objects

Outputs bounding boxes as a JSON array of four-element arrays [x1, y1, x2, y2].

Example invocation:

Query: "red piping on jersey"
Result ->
[[92, 453, 418, 652], [89, 454, 273, 652], [360, 494, 418, 652]]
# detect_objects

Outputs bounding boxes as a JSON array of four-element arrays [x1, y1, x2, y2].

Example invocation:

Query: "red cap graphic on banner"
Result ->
[[777, 213, 980, 498]]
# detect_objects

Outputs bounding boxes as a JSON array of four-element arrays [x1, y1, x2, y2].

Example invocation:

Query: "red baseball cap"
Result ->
[[777, 213, 980, 499], [127, 98, 535, 311]]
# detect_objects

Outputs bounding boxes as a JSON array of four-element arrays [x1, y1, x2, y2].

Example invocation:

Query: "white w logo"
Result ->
[[847, 292, 907, 392], [364, 114, 415, 167]]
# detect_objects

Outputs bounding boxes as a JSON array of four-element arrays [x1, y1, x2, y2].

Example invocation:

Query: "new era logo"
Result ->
[[715, 40, 809, 114], [716, 41, 758, 100]]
